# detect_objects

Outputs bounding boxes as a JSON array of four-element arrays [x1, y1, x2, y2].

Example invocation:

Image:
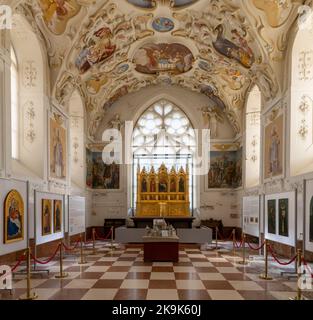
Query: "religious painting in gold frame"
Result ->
[[53, 200, 62, 233], [4, 189, 24, 244], [42, 199, 52, 236]]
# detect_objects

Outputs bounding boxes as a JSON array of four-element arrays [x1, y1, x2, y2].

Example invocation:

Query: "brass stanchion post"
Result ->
[[293, 249, 303, 300], [91, 228, 97, 255], [232, 229, 236, 256], [259, 239, 272, 280], [55, 240, 68, 279], [110, 227, 114, 252], [238, 233, 249, 265], [78, 233, 87, 265], [19, 247, 37, 300]]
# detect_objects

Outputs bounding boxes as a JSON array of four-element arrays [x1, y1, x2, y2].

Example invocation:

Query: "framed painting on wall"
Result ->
[[42, 199, 52, 236], [278, 198, 289, 237], [49, 109, 67, 182], [207, 149, 242, 189], [264, 110, 284, 180], [267, 199, 276, 235], [53, 200, 62, 233], [4, 189, 24, 244], [265, 192, 296, 247]]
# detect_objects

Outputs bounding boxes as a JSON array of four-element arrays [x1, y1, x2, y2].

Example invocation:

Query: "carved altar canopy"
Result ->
[[136, 164, 190, 217]]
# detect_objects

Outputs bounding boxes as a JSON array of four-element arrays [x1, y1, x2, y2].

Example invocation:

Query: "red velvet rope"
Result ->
[[234, 238, 243, 249], [268, 245, 297, 266], [62, 239, 80, 251], [217, 229, 234, 242], [302, 258, 313, 278], [11, 253, 26, 272], [30, 244, 61, 265], [247, 241, 265, 251]]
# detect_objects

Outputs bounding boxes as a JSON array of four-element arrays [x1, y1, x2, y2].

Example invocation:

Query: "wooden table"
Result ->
[[143, 235, 179, 262]]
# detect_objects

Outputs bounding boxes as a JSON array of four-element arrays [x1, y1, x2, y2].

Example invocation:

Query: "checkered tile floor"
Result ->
[[1, 242, 312, 300]]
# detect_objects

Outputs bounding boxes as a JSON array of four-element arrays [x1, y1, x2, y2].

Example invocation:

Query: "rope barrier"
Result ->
[[217, 230, 234, 242], [11, 253, 26, 272], [30, 244, 61, 265], [247, 241, 265, 251], [268, 245, 297, 266], [94, 228, 112, 241], [234, 238, 243, 249], [62, 239, 80, 252]]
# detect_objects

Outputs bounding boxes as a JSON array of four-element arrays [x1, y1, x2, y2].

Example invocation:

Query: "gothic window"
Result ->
[[132, 100, 196, 210], [132, 100, 196, 156]]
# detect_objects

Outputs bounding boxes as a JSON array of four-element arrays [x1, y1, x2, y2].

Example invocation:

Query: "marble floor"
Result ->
[[0, 241, 312, 300]]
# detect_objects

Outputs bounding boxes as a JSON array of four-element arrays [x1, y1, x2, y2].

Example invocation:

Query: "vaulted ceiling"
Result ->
[[9, 0, 305, 139]]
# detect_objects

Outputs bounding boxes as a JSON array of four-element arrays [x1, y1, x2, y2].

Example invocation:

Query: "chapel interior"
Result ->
[[0, 0, 313, 301]]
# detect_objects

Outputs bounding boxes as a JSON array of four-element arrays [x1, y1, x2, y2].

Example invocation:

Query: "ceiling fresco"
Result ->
[[8, 0, 305, 140]]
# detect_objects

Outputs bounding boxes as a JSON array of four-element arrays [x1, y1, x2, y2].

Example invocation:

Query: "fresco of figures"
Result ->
[[76, 26, 116, 74], [213, 24, 255, 68], [133, 43, 194, 75], [208, 149, 242, 189], [38, 0, 81, 35], [50, 113, 67, 180], [264, 114, 283, 179], [200, 84, 226, 110], [87, 152, 120, 189], [4, 190, 24, 244]]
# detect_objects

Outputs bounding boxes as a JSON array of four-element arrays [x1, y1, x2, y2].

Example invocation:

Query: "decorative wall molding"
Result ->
[[23, 60, 37, 87], [23, 100, 36, 144]]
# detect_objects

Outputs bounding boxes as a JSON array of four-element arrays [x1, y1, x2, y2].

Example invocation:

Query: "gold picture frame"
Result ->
[[53, 200, 62, 233], [42, 199, 52, 236], [4, 189, 24, 244]]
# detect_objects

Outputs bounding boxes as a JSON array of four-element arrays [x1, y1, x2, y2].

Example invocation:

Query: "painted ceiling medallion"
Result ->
[[152, 17, 174, 32], [133, 43, 194, 75]]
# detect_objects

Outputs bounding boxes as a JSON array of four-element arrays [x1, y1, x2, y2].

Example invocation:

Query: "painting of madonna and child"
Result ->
[[4, 190, 24, 244], [208, 149, 242, 189]]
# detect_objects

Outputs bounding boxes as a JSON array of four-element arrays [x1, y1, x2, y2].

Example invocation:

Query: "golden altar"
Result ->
[[136, 164, 190, 217]]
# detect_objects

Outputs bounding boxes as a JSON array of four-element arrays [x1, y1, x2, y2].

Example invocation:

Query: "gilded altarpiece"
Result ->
[[136, 164, 190, 217]]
